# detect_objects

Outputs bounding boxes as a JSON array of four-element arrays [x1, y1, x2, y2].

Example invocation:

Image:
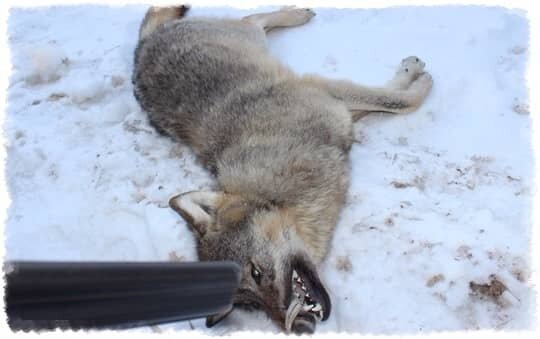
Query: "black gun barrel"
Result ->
[[4, 261, 240, 331]]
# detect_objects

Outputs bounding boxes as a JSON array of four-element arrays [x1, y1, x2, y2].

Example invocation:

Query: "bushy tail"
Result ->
[[138, 4, 190, 41]]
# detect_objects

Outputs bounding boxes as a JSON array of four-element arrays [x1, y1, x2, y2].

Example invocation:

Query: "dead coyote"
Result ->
[[132, 4, 432, 334]]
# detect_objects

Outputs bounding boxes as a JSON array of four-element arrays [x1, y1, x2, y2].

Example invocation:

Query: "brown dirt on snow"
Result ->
[[469, 276, 507, 300]]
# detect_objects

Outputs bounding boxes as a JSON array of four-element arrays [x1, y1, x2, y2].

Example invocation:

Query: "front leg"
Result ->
[[242, 6, 316, 32], [302, 56, 433, 120]]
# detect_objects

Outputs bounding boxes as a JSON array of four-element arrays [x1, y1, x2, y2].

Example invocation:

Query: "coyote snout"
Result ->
[[169, 191, 331, 333], [133, 4, 432, 334]]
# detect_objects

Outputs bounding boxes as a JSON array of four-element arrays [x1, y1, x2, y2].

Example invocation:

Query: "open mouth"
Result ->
[[291, 270, 324, 319], [285, 263, 331, 334]]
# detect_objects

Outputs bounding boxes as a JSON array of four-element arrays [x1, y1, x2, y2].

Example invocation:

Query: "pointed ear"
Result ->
[[205, 305, 233, 328], [169, 191, 223, 237]]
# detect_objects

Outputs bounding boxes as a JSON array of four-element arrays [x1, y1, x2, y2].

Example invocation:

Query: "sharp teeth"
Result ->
[[305, 292, 310, 298], [303, 304, 314, 311], [301, 285, 307, 291], [292, 271, 298, 279], [312, 304, 322, 312], [315, 310, 323, 320]]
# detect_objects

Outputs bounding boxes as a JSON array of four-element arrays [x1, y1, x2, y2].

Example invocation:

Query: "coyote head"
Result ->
[[169, 191, 331, 334]]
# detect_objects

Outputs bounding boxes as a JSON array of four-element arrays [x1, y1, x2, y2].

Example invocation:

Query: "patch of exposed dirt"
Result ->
[[469, 275, 518, 307], [336, 255, 352, 272], [48, 92, 68, 101], [426, 274, 445, 287], [390, 176, 425, 190]]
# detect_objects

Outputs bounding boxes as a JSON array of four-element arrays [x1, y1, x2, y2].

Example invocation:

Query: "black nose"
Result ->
[[291, 313, 316, 335]]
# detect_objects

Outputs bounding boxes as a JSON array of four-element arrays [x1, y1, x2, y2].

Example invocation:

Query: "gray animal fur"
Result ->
[[132, 5, 432, 333]]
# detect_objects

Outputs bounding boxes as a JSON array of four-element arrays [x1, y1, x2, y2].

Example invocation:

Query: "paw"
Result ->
[[399, 56, 425, 77], [409, 72, 433, 97], [280, 5, 315, 14], [280, 6, 316, 23], [299, 8, 317, 21], [148, 4, 189, 19], [387, 56, 427, 90]]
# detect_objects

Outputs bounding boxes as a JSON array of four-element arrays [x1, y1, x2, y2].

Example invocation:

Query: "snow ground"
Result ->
[[4, 4, 533, 334]]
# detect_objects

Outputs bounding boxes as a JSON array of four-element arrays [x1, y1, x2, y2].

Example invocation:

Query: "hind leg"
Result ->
[[302, 56, 433, 120], [385, 56, 427, 90], [138, 4, 189, 40], [242, 6, 316, 32]]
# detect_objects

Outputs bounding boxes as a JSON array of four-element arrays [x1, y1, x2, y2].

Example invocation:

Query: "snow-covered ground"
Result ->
[[4, 4, 533, 334]]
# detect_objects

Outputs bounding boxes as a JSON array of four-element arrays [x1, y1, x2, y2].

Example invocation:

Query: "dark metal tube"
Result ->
[[4, 261, 240, 331]]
